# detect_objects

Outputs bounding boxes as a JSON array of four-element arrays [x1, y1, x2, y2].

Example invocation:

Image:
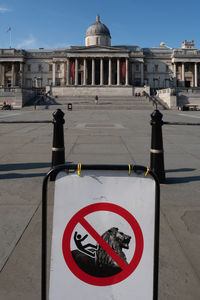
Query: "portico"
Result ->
[[172, 59, 200, 88], [52, 52, 130, 87], [0, 61, 24, 88]]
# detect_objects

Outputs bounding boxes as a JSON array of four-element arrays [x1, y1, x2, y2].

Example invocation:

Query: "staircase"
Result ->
[[50, 95, 157, 110]]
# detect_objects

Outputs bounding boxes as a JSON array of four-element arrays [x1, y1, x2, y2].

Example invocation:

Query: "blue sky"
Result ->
[[0, 0, 200, 50]]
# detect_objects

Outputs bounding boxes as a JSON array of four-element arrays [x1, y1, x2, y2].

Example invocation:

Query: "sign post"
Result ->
[[42, 164, 160, 300]]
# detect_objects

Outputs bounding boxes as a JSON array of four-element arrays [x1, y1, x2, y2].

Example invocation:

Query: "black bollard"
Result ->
[[150, 109, 165, 183], [50, 109, 65, 181]]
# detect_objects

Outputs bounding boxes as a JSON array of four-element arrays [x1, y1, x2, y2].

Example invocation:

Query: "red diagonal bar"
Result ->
[[79, 217, 128, 270]]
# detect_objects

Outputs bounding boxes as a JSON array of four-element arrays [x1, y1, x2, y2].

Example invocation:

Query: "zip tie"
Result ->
[[77, 163, 82, 176], [145, 167, 150, 177], [128, 164, 131, 175]]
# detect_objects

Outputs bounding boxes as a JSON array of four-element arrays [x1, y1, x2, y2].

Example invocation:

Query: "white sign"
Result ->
[[49, 170, 157, 300]]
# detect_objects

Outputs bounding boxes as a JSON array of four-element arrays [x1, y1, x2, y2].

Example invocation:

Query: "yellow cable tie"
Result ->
[[145, 167, 150, 177], [128, 164, 131, 175], [77, 163, 82, 176]]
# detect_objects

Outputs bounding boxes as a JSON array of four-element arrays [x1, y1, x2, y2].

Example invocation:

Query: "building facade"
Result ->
[[1, 16, 200, 99]]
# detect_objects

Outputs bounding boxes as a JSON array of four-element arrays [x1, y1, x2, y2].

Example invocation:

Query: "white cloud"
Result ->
[[17, 35, 38, 49], [0, 7, 10, 13]]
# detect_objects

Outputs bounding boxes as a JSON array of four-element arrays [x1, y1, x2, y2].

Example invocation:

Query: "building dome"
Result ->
[[85, 16, 111, 46]]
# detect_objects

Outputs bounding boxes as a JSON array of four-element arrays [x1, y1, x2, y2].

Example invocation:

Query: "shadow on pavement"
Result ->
[[165, 168, 200, 184], [0, 172, 47, 180], [165, 168, 196, 173], [166, 176, 200, 184], [0, 162, 51, 180], [0, 162, 51, 172]]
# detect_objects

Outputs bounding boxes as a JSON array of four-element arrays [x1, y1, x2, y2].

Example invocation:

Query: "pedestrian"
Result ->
[[95, 95, 98, 104]]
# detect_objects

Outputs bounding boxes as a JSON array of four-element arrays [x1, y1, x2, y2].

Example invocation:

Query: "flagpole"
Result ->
[[7, 27, 12, 48], [9, 30, 12, 48]]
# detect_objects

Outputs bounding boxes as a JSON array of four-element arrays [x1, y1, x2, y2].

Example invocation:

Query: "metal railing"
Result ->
[[143, 91, 159, 108]]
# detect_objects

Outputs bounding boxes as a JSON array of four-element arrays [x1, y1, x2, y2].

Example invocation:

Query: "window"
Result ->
[[154, 78, 159, 88], [165, 79, 170, 88], [49, 64, 52, 72], [57, 64, 60, 71], [38, 64, 42, 72], [185, 64, 189, 72], [136, 64, 139, 72], [37, 78, 42, 88], [26, 79, 32, 88], [56, 78, 61, 86], [134, 78, 141, 86], [48, 79, 52, 86], [95, 37, 100, 45], [144, 64, 147, 72], [27, 64, 31, 72], [5, 64, 12, 72], [154, 64, 158, 72]]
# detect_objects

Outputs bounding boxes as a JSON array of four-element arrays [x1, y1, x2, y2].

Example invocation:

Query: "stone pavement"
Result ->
[[0, 107, 200, 299]]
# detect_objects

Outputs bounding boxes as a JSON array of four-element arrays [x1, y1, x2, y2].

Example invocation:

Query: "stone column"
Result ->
[[20, 62, 24, 88], [75, 58, 78, 85], [117, 59, 120, 85], [66, 58, 70, 85], [141, 62, 144, 86], [108, 58, 112, 86], [173, 63, 177, 87], [125, 58, 129, 86], [52, 62, 56, 86], [63, 62, 66, 86], [194, 62, 198, 87], [100, 58, 104, 86], [182, 62, 185, 87], [11, 63, 15, 86], [92, 58, 95, 85], [83, 58, 87, 85], [1, 64, 5, 86], [0, 63, 2, 86]]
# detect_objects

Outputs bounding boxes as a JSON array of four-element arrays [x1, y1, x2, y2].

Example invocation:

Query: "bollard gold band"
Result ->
[[52, 147, 65, 152], [150, 149, 163, 154]]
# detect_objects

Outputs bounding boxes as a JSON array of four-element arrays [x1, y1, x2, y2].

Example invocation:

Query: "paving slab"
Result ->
[[0, 205, 38, 271], [162, 205, 200, 279], [159, 210, 200, 300], [0, 107, 200, 299]]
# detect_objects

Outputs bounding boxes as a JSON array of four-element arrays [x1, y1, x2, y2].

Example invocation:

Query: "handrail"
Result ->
[[143, 91, 158, 108], [143, 91, 168, 110]]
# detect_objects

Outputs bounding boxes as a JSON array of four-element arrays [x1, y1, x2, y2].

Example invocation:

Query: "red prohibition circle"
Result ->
[[62, 202, 144, 286]]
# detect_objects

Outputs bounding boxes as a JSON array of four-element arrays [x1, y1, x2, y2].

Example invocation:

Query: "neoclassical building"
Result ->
[[1, 16, 200, 104]]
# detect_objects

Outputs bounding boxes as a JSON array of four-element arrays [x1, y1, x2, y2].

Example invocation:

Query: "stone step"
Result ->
[[69, 106, 153, 111], [54, 97, 150, 105], [55, 96, 148, 102], [65, 103, 154, 110], [24, 94, 162, 110], [63, 100, 151, 106]]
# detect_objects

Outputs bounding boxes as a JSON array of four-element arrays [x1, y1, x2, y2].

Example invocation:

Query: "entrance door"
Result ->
[[165, 79, 170, 88], [185, 80, 191, 88], [78, 72, 82, 85], [5, 79, 11, 88]]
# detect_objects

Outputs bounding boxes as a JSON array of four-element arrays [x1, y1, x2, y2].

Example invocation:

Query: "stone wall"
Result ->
[[157, 88, 177, 108], [0, 88, 36, 108], [133, 86, 150, 95], [50, 86, 150, 97], [51, 86, 134, 97]]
